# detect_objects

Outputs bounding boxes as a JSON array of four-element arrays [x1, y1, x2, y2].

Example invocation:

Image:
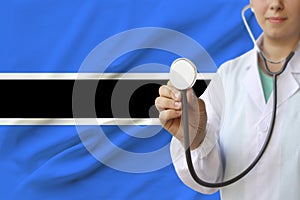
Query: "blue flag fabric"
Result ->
[[0, 1, 260, 200]]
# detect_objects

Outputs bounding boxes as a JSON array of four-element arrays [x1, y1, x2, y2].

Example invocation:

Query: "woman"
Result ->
[[155, 0, 300, 199]]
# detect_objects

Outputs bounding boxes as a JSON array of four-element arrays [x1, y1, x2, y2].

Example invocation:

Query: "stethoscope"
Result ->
[[169, 5, 294, 188]]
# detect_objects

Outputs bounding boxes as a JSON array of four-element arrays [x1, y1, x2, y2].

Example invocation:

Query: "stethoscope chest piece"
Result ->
[[170, 58, 197, 90]]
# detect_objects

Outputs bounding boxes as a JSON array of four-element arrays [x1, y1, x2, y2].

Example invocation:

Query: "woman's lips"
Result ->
[[266, 17, 287, 24]]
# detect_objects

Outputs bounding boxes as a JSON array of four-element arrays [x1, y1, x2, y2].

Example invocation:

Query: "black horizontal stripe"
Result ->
[[0, 80, 208, 118]]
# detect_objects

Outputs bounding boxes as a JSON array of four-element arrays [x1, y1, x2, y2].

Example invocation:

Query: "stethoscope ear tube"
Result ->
[[260, 51, 295, 76]]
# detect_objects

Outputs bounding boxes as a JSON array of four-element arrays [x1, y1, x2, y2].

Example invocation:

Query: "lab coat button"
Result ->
[[262, 125, 268, 132], [261, 125, 269, 133], [257, 124, 268, 132]]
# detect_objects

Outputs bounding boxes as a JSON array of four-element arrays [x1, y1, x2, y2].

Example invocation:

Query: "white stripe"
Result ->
[[0, 73, 213, 125], [0, 118, 161, 126], [0, 73, 214, 80]]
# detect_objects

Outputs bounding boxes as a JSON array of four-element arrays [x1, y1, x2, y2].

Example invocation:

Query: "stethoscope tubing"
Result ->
[[182, 4, 295, 187], [182, 52, 293, 188]]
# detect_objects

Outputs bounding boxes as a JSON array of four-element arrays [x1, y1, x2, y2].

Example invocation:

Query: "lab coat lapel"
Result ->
[[276, 50, 300, 107], [243, 49, 266, 112], [243, 39, 300, 117], [265, 44, 300, 113]]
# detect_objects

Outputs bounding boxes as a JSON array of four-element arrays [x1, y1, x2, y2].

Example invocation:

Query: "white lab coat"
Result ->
[[170, 38, 300, 200]]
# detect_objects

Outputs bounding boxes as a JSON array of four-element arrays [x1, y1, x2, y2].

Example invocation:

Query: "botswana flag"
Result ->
[[0, 0, 260, 199]]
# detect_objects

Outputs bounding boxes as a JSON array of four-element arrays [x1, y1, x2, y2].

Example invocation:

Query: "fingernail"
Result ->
[[174, 92, 180, 99], [174, 102, 180, 108]]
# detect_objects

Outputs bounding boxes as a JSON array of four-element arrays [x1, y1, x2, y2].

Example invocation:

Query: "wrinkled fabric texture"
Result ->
[[0, 0, 254, 199]]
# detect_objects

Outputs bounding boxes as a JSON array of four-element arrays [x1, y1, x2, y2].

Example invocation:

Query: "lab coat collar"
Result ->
[[243, 35, 300, 114], [275, 39, 300, 108]]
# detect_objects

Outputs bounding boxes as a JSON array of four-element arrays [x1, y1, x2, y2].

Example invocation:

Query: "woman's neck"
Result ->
[[262, 35, 299, 62], [259, 35, 299, 74]]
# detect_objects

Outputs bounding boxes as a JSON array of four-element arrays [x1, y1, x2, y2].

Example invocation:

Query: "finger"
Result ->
[[186, 88, 198, 104], [155, 96, 182, 112], [159, 84, 181, 101], [158, 109, 181, 125]]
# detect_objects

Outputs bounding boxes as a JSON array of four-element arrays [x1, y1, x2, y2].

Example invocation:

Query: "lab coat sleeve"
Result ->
[[170, 72, 225, 194]]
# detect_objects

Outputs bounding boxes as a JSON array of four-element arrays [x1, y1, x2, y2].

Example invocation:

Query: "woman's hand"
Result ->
[[155, 81, 207, 150]]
